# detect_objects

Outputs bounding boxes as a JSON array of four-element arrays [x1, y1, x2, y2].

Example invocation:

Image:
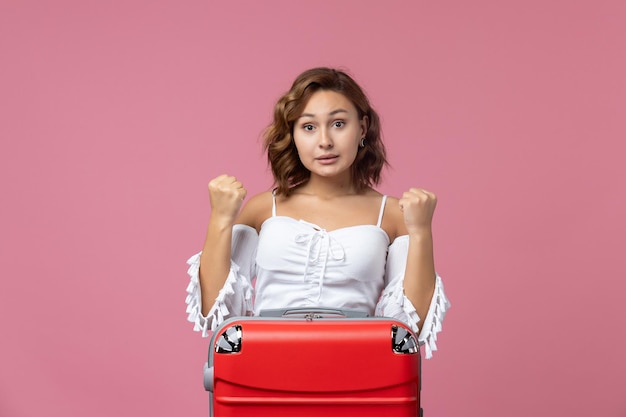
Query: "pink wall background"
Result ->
[[1, 1, 625, 416]]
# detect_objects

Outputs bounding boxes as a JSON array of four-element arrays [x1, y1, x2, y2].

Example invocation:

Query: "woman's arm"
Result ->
[[198, 175, 247, 315], [393, 188, 438, 330], [402, 229, 437, 327]]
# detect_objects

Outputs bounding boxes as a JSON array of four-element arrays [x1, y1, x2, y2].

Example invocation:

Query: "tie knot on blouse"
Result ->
[[294, 221, 346, 300]]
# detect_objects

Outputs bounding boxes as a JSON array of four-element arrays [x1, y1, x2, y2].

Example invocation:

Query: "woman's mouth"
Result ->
[[316, 154, 339, 164]]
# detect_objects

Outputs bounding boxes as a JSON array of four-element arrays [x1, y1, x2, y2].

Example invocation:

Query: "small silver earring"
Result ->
[[359, 138, 366, 148]]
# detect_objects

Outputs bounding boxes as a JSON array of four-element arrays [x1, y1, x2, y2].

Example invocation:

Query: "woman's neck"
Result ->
[[295, 174, 358, 199]]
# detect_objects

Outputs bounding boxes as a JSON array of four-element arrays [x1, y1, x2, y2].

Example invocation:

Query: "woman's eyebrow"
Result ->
[[298, 109, 349, 119]]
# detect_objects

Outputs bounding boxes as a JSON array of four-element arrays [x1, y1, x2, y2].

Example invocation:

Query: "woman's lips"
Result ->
[[315, 155, 339, 164]]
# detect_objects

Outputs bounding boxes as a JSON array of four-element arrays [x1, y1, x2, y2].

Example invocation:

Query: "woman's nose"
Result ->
[[318, 128, 333, 148]]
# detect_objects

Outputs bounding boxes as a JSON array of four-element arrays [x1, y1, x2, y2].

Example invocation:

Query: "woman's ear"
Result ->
[[360, 115, 369, 138]]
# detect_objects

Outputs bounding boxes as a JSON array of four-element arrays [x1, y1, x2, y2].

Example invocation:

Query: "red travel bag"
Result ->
[[203, 308, 423, 417]]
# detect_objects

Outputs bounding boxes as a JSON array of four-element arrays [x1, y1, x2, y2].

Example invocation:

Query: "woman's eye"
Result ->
[[333, 121, 345, 128], [303, 124, 314, 131]]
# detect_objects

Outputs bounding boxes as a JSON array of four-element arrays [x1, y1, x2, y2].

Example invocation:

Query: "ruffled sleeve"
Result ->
[[185, 224, 258, 337], [375, 235, 450, 359]]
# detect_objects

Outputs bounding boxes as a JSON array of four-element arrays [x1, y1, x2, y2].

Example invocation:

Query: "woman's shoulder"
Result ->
[[356, 187, 406, 240], [235, 190, 274, 232], [380, 194, 409, 241]]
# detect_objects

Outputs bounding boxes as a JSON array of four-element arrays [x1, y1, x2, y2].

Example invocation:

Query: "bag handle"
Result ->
[[259, 307, 369, 319]]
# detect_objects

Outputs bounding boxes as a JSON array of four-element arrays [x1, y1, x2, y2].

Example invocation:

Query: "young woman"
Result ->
[[185, 67, 450, 358]]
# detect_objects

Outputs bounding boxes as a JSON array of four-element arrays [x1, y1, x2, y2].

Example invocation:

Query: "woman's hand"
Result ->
[[208, 174, 247, 226], [399, 188, 437, 235]]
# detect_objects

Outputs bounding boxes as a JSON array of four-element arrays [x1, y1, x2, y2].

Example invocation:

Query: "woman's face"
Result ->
[[293, 90, 367, 182]]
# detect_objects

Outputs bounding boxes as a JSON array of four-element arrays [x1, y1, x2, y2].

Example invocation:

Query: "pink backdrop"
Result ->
[[1, 1, 625, 416]]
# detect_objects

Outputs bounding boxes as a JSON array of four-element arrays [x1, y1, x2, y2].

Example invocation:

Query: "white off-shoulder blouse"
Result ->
[[186, 197, 450, 359]]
